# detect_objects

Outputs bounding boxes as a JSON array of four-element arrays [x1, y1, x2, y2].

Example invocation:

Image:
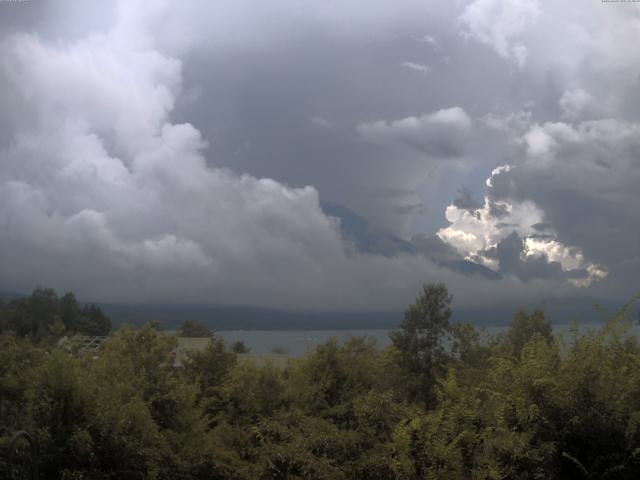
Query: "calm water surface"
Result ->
[[217, 323, 635, 356]]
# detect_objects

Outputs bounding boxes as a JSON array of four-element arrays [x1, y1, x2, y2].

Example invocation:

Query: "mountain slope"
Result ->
[[320, 201, 417, 256], [321, 201, 500, 280]]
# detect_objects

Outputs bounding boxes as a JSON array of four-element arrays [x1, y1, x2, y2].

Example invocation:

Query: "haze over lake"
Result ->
[[217, 322, 638, 356]]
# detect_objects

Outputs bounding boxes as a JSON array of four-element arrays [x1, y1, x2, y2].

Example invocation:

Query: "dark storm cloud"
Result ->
[[453, 187, 481, 214], [0, 0, 577, 311], [490, 232, 585, 283], [373, 187, 419, 199], [393, 204, 427, 216], [487, 119, 640, 294], [0, 0, 639, 309], [167, 1, 526, 236]]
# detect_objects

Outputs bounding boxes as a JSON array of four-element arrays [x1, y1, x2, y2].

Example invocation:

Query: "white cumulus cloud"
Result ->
[[437, 165, 607, 287], [358, 107, 472, 158]]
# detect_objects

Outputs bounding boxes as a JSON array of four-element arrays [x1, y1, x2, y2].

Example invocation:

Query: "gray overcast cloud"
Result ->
[[0, 0, 638, 311]]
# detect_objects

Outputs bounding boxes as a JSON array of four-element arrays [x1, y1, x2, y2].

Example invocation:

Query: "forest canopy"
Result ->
[[0, 288, 111, 342], [1, 284, 640, 479]]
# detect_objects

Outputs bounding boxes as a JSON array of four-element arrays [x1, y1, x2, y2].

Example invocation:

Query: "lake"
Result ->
[[217, 329, 393, 356], [217, 322, 636, 356]]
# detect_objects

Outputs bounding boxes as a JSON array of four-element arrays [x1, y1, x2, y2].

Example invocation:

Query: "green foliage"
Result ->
[[0, 334, 43, 438], [390, 282, 453, 408], [451, 322, 489, 366], [222, 362, 286, 422], [287, 337, 383, 421], [1, 322, 225, 480], [179, 320, 213, 338], [499, 308, 553, 358], [181, 335, 236, 421], [231, 340, 250, 354], [3, 286, 640, 479], [0, 288, 111, 342]]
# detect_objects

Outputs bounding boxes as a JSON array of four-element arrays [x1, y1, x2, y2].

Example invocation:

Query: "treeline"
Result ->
[[1, 284, 640, 479], [0, 288, 111, 342]]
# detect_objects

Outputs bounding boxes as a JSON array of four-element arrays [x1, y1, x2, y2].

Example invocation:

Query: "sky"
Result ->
[[0, 0, 639, 312]]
